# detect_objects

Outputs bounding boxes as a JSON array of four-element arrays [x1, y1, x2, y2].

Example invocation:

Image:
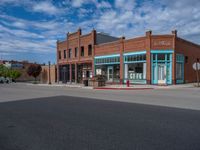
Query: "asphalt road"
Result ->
[[0, 96, 200, 150], [1, 83, 200, 110]]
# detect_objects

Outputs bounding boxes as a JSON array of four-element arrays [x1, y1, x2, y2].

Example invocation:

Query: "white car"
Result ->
[[0, 77, 4, 83], [0, 77, 12, 83]]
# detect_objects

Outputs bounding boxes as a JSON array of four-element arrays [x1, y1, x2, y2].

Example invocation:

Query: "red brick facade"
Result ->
[[57, 28, 200, 85]]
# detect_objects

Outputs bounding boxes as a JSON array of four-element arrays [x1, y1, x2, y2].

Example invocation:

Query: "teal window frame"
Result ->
[[176, 54, 184, 84], [94, 54, 120, 66], [151, 50, 173, 85], [123, 51, 147, 84]]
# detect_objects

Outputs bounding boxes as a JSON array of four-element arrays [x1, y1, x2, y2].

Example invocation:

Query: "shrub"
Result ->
[[9, 70, 21, 80], [0, 65, 21, 82]]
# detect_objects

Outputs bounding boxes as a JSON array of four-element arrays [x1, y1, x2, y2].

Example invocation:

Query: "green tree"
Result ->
[[9, 70, 21, 80], [0, 65, 9, 77], [0, 65, 21, 82]]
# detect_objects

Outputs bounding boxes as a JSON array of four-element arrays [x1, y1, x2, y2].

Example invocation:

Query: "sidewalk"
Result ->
[[95, 83, 198, 90], [26, 82, 93, 89], [26, 82, 198, 90]]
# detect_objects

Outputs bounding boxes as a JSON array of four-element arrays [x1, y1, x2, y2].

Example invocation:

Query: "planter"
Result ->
[[89, 75, 106, 87], [94, 80, 105, 87]]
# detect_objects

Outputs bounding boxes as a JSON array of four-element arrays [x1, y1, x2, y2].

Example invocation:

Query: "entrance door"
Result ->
[[158, 64, 166, 84], [107, 66, 113, 82]]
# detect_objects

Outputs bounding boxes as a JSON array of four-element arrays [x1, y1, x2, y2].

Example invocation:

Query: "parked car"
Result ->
[[0, 77, 4, 83], [5, 77, 12, 83], [0, 77, 12, 84]]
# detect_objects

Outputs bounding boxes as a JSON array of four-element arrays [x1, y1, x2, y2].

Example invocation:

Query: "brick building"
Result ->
[[57, 28, 200, 85], [41, 64, 57, 84]]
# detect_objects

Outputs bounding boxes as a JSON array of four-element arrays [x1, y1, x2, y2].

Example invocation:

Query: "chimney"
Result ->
[[146, 30, 152, 37], [172, 30, 177, 37], [121, 36, 125, 40], [78, 28, 82, 36], [92, 29, 96, 45], [66, 32, 69, 39]]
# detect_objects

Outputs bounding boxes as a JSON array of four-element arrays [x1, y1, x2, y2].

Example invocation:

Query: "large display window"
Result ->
[[95, 64, 120, 82], [124, 52, 147, 84], [94, 54, 120, 83]]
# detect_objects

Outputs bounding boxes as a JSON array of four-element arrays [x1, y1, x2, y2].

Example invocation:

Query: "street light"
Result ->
[[48, 61, 51, 84]]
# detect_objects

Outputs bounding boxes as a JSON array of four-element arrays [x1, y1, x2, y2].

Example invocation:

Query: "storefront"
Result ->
[[77, 63, 92, 83], [124, 51, 147, 84], [59, 65, 70, 83], [151, 50, 173, 85], [94, 54, 120, 82]]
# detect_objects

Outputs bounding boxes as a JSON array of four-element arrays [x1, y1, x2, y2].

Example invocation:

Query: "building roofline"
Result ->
[[176, 37, 200, 48], [95, 39, 121, 47]]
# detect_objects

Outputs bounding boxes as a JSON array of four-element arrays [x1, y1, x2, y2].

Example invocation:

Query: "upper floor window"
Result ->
[[58, 51, 61, 59], [88, 45, 92, 56], [75, 47, 78, 57], [64, 50, 66, 59], [68, 49, 72, 58], [81, 46, 84, 57]]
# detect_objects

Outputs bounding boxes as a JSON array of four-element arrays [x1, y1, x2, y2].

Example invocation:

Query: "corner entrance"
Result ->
[[151, 51, 173, 85], [107, 66, 113, 82], [158, 64, 166, 84]]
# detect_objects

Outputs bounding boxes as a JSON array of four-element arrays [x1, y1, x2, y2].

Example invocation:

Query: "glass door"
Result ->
[[158, 64, 166, 84], [107, 66, 113, 82]]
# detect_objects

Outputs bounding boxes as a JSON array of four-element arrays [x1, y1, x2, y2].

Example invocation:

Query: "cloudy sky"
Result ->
[[0, 0, 200, 64]]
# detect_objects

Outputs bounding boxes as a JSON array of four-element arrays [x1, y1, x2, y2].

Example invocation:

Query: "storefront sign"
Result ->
[[129, 71, 135, 80], [129, 71, 143, 80], [153, 40, 172, 46]]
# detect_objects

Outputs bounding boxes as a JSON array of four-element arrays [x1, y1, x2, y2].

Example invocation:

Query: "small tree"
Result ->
[[9, 70, 21, 80], [0, 65, 5, 77], [0, 64, 9, 77], [27, 64, 42, 82], [0, 65, 21, 83]]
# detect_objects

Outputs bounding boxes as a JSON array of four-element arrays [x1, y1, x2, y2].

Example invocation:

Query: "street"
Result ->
[[0, 84, 200, 150]]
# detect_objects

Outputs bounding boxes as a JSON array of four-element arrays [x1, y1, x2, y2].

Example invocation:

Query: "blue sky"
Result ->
[[0, 0, 200, 64]]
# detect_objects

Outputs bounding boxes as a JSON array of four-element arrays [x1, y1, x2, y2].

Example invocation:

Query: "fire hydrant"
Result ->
[[126, 80, 130, 87]]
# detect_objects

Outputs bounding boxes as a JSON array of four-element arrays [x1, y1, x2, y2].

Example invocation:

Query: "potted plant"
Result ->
[[92, 75, 106, 87]]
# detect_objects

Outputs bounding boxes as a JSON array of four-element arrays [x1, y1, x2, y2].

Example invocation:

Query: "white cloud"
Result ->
[[115, 0, 135, 11], [0, 0, 22, 5], [32, 1, 60, 15], [1, 0, 200, 63], [71, 0, 85, 7], [96, 1, 112, 9]]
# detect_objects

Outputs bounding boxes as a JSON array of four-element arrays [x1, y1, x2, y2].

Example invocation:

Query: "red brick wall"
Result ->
[[80, 34, 94, 61], [57, 40, 67, 65], [94, 40, 121, 56], [176, 38, 200, 83], [124, 37, 146, 52], [41, 65, 57, 84], [57, 29, 94, 65]]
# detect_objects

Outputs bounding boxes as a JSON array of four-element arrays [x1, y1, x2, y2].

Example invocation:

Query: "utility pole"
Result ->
[[48, 61, 51, 85], [196, 58, 199, 87]]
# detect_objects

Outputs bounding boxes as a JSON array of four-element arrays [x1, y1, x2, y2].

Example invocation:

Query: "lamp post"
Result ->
[[196, 58, 199, 87], [48, 61, 51, 84]]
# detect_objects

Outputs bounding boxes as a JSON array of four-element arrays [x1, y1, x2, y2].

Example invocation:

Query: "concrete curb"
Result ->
[[93, 87, 154, 90]]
